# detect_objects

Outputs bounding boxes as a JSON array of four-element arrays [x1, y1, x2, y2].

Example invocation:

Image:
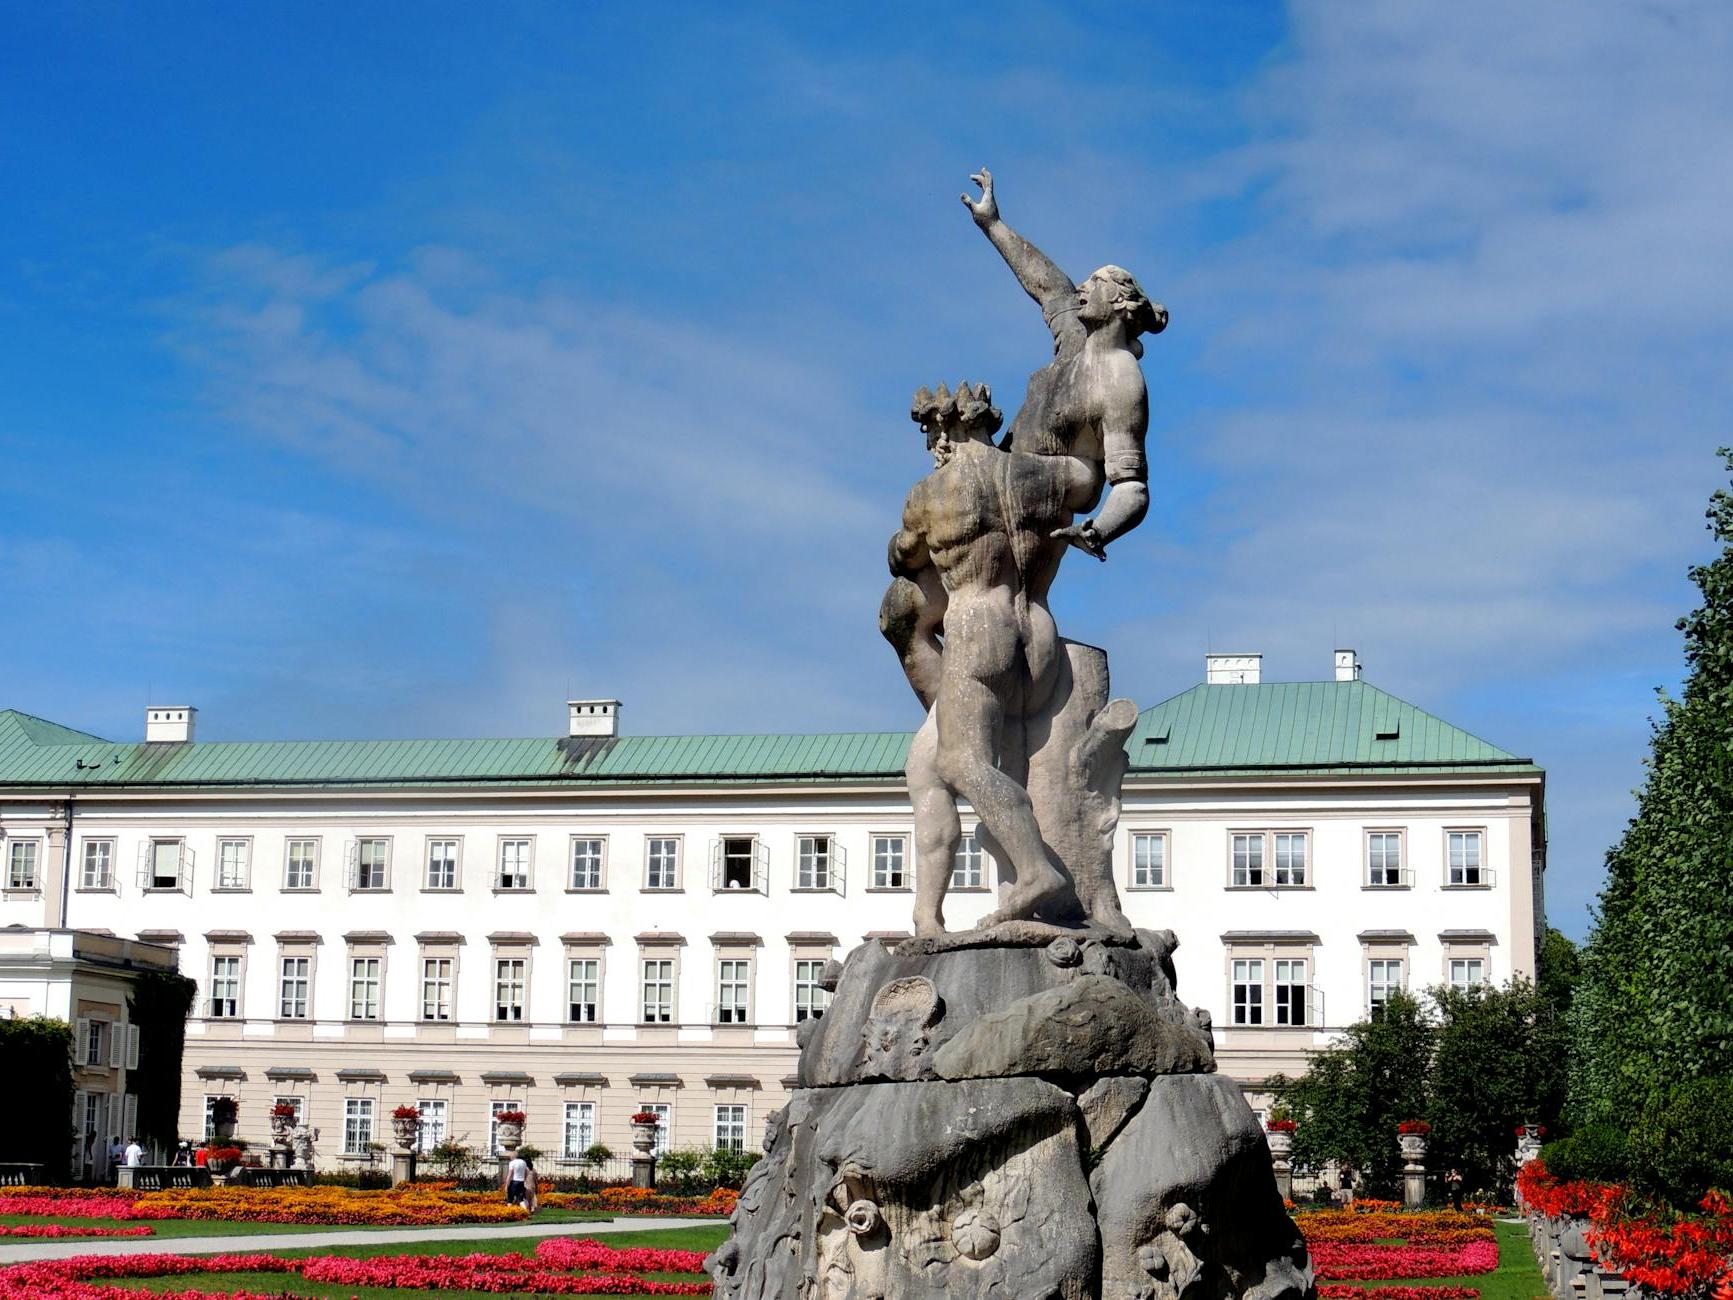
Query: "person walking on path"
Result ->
[[522, 1155, 540, 1214]]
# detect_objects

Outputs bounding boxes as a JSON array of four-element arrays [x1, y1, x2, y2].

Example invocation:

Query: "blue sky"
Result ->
[[4, 2, 1731, 939]]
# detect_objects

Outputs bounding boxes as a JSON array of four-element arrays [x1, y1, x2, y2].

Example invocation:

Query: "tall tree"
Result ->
[[1570, 450, 1733, 1123], [1277, 990, 1433, 1188], [1425, 979, 1568, 1190]]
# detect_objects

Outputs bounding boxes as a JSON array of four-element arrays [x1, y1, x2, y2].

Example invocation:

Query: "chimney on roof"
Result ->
[[144, 706, 196, 744], [567, 699, 620, 738], [1334, 649, 1362, 683], [1205, 653, 1261, 685]]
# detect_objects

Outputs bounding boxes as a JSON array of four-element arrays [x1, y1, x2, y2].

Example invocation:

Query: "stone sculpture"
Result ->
[[707, 170, 1312, 1300]]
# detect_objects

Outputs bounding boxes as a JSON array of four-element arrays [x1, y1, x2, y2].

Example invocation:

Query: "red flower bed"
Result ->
[[0, 1194, 140, 1219], [0, 1225, 154, 1239], [0, 1242, 717, 1299], [1310, 1241, 1499, 1279], [1319, 1289, 1480, 1300]]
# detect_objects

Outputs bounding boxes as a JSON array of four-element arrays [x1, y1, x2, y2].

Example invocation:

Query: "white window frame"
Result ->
[[284, 838, 319, 891], [716, 957, 751, 1025], [1230, 832, 1265, 888], [568, 837, 606, 891], [951, 829, 985, 890], [209, 955, 243, 1019], [493, 956, 528, 1022], [348, 955, 383, 1021], [1272, 832, 1309, 887], [641, 957, 675, 1024], [1273, 957, 1309, 1026], [562, 1100, 597, 1159], [342, 1097, 375, 1155], [1366, 829, 1408, 888], [415, 1098, 448, 1154], [1448, 957, 1487, 991], [794, 835, 832, 891], [1129, 831, 1168, 889], [793, 958, 830, 1023], [79, 839, 115, 891], [496, 837, 533, 892], [143, 838, 186, 892], [870, 834, 907, 890], [83, 1017, 106, 1067], [711, 835, 764, 892], [215, 838, 252, 891], [566, 957, 600, 1023], [1368, 957, 1405, 1016], [1446, 829, 1488, 887], [278, 955, 313, 1020], [714, 1103, 747, 1152], [1231, 958, 1265, 1025], [644, 836, 681, 891], [420, 956, 454, 1022], [351, 837, 391, 892], [423, 838, 460, 892], [6, 838, 41, 891]]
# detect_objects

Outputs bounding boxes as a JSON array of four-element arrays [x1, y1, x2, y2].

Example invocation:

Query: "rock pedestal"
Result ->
[[708, 927, 1313, 1300]]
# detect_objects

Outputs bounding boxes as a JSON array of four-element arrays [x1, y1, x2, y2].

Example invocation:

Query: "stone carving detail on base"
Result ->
[[708, 935, 1312, 1300]]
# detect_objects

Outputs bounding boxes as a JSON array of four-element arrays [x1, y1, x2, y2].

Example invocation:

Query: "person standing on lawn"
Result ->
[[505, 1150, 529, 1206]]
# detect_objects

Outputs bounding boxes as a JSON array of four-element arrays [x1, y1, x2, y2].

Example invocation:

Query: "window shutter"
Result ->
[[72, 1090, 88, 1163], [135, 843, 152, 890], [346, 840, 360, 890], [75, 1018, 91, 1065], [179, 845, 194, 894], [108, 1023, 124, 1068], [753, 841, 769, 893], [831, 842, 846, 895], [123, 1094, 138, 1143], [126, 1024, 140, 1070], [709, 840, 722, 891]]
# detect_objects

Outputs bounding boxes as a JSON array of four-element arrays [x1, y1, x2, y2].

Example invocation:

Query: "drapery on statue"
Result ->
[[880, 167, 1167, 938]]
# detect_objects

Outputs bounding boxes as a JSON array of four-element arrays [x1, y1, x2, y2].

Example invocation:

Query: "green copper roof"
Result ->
[[0, 681, 1536, 791]]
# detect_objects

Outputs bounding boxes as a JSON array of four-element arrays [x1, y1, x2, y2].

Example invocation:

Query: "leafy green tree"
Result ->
[[1424, 978, 1568, 1192], [1275, 990, 1433, 1188], [1537, 927, 1581, 1021], [1571, 450, 1733, 1128], [0, 1015, 74, 1180]]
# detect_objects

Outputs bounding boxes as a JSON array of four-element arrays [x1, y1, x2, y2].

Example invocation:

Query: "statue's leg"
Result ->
[[934, 667, 1066, 925], [1025, 640, 1137, 934], [906, 709, 960, 937]]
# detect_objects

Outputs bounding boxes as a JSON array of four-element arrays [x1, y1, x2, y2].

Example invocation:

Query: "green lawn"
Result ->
[[1, 1208, 612, 1238], [1327, 1220, 1547, 1300], [98, 1226, 732, 1300]]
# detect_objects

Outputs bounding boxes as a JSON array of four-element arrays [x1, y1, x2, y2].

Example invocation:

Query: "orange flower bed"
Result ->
[[0, 1184, 528, 1227], [1294, 1208, 1496, 1245], [539, 1186, 738, 1217]]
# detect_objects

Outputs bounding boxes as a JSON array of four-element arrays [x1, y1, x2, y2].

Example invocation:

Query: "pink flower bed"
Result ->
[[0, 1225, 153, 1239], [1319, 1288, 1480, 1300], [0, 1241, 714, 1298], [0, 1195, 141, 1220], [1310, 1241, 1499, 1280]]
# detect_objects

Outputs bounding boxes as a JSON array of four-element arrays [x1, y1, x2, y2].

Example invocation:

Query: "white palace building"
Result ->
[[0, 651, 1545, 1178]]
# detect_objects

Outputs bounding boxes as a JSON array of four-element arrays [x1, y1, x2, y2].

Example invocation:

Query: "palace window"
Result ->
[[209, 956, 242, 1018], [1231, 834, 1264, 887], [6, 841, 38, 890], [420, 958, 453, 1021], [494, 959, 527, 1022], [425, 840, 458, 891], [497, 839, 531, 891], [343, 1098, 374, 1155], [1231, 959, 1264, 1025], [216, 839, 251, 890], [641, 959, 674, 1023], [349, 958, 382, 1021], [416, 1099, 448, 1153], [714, 1104, 747, 1153], [796, 836, 831, 890], [952, 832, 984, 889], [1367, 832, 1404, 887], [1449, 958, 1487, 991], [1131, 833, 1167, 888], [279, 957, 311, 1019], [1272, 833, 1308, 886], [284, 840, 317, 890], [1448, 831, 1485, 886], [562, 1101, 597, 1159], [794, 959, 829, 1022], [716, 959, 750, 1024], [570, 839, 604, 890], [637, 1101, 672, 1154], [1368, 958, 1405, 1017], [871, 836, 906, 889], [1274, 958, 1308, 1026], [567, 959, 599, 1023], [353, 839, 388, 891], [80, 840, 114, 889], [645, 838, 680, 890]]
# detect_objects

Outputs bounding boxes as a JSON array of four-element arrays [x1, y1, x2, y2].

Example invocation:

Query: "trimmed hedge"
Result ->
[[0, 1016, 73, 1181]]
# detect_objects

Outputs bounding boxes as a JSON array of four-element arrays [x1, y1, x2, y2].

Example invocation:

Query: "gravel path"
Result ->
[[0, 1215, 719, 1263]]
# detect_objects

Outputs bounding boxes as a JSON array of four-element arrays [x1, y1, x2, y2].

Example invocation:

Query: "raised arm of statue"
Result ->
[[961, 169, 1078, 344]]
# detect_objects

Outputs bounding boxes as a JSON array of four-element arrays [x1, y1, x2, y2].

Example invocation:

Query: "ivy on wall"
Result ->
[[127, 969, 197, 1147], [0, 1015, 73, 1180]]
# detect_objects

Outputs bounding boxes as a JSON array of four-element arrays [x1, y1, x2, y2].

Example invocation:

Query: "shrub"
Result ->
[[0, 1016, 72, 1182], [1538, 1124, 1631, 1184], [424, 1137, 483, 1180], [701, 1145, 760, 1189], [516, 1144, 543, 1163], [1625, 1077, 1733, 1205], [582, 1143, 613, 1163]]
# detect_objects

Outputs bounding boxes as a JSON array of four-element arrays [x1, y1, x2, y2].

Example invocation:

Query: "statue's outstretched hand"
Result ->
[[960, 168, 997, 226], [1051, 521, 1107, 562]]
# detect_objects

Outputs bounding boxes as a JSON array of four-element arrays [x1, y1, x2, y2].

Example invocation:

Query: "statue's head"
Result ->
[[1078, 266, 1167, 353], [910, 381, 1000, 467]]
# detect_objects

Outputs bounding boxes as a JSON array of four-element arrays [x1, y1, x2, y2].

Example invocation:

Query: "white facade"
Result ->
[[0, 671, 1544, 1170]]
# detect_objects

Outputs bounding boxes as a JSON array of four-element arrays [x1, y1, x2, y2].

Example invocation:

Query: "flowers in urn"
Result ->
[[269, 1102, 298, 1144], [209, 1096, 239, 1140], [494, 1109, 527, 1152], [1396, 1120, 1431, 1135], [391, 1105, 422, 1152], [629, 1110, 662, 1156]]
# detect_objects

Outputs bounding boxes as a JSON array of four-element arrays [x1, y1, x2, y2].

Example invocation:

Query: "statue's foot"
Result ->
[[979, 860, 1069, 929], [913, 911, 946, 939], [1086, 901, 1136, 940]]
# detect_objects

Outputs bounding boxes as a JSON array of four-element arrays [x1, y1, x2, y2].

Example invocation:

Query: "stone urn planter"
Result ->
[[392, 1116, 421, 1151], [1397, 1122, 1430, 1208], [1398, 1132, 1428, 1164], [496, 1122, 523, 1152], [630, 1120, 659, 1155], [1265, 1128, 1294, 1161]]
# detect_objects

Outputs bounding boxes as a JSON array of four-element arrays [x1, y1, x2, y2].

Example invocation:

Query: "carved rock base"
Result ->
[[708, 937, 1313, 1300]]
